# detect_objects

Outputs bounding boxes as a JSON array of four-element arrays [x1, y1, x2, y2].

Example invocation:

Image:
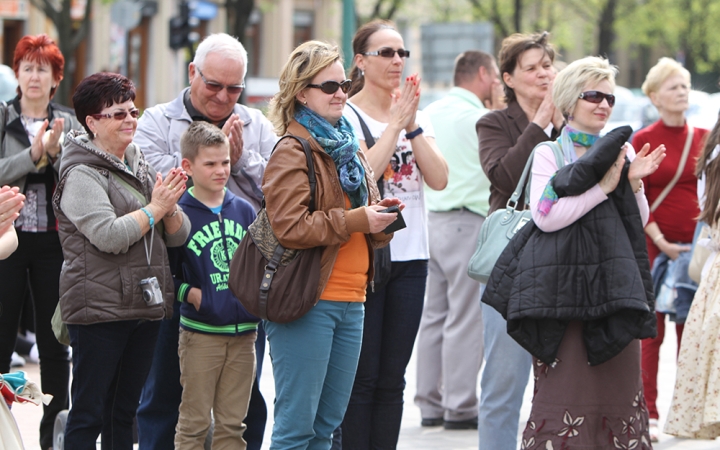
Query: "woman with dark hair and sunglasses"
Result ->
[[264, 40, 396, 449], [0, 33, 82, 450], [631, 57, 708, 442], [52, 72, 190, 449], [339, 19, 448, 449], [504, 56, 664, 448]]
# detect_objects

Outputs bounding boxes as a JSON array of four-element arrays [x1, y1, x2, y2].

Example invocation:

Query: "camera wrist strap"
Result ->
[[142, 228, 155, 269]]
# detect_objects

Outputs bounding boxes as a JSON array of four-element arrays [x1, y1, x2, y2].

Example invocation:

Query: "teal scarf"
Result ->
[[295, 106, 368, 208]]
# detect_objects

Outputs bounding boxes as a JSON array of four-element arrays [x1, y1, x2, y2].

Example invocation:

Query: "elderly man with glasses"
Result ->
[[135, 33, 278, 450]]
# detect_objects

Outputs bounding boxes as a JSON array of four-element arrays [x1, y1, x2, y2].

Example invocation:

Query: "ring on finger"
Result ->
[[168, 184, 174, 190]]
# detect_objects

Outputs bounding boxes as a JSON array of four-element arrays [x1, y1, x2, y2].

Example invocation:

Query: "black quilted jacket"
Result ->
[[482, 126, 657, 366]]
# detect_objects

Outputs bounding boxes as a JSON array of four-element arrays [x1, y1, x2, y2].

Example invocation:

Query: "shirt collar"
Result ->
[[448, 86, 486, 110], [183, 89, 233, 128]]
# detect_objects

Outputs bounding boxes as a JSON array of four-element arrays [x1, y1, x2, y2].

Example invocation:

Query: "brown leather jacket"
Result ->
[[477, 101, 562, 214], [263, 121, 392, 298]]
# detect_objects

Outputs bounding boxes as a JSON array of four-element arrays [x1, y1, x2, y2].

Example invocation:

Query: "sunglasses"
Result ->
[[90, 108, 140, 121], [307, 79, 353, 95], [196, 67, 245, 95], [578, 91, 615, 107], [363, 47, 411, 58]]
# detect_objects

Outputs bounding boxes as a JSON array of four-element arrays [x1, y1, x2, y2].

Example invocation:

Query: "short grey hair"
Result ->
[[552, 56, 617, 119], [193, 33, 248, 78]]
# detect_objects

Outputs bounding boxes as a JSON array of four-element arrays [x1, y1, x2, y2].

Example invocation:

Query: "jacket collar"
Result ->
[[6, 96, 59, 147], [165, 88, 254, 126], [286, 120, 324, 153]]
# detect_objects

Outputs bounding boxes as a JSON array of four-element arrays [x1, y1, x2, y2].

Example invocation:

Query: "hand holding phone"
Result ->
[[379, 205, 406, 234]]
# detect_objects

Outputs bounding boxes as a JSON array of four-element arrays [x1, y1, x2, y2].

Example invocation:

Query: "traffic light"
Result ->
[[169, 1, 200, 50]]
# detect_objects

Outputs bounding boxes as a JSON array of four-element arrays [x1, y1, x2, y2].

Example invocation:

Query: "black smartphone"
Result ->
[[379, 205, 406, 234]]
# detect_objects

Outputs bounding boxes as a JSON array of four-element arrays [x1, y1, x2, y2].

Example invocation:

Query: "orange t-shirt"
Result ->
[[320, 195, 369, 302]]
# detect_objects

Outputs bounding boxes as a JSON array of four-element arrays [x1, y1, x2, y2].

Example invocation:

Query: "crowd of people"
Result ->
[[2, 21, 720, 450]]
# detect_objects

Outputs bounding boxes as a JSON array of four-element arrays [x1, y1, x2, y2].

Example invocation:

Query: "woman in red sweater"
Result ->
[[631, 57, 708, 442]]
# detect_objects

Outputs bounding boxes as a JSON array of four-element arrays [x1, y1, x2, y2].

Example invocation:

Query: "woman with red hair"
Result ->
[[0, 34, 82, 450]]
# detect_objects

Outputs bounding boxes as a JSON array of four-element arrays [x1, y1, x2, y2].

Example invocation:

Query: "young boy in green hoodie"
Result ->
[[172, 121, 259, 449]]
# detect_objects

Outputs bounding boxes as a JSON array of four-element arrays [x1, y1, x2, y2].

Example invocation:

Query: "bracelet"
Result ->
[[652, 233, 664, 245], [165, 205, 180, 218], [140, 207, 155, 228], [405, 126, 424, 140], [634, 180, 643, 194]]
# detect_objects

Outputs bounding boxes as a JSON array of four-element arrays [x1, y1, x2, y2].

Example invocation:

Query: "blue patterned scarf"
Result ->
[[295, 106, 368, 208]]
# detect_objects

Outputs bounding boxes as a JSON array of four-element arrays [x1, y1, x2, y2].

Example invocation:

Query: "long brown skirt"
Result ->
[[520, 321, 653, 450]]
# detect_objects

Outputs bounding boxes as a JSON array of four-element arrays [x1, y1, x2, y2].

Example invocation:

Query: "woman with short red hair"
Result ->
[[0, 34, 82, 450]]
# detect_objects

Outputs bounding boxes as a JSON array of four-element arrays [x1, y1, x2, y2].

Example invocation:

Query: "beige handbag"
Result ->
[[689, 224, 712, 283]]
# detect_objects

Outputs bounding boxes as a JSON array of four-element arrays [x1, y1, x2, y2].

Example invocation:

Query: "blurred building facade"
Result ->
[[0, 0, 342, 108]]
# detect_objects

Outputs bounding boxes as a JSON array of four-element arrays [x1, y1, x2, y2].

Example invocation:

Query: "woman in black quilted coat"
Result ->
[[483, 56, 665, 449]]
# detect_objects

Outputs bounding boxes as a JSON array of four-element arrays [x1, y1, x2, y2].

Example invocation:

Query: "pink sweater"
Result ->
[[529, 144, 650, 232]]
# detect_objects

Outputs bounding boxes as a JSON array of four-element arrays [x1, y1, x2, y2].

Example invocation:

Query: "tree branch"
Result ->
[[70, 0, 93, 50], [29, 0, 60, 24]]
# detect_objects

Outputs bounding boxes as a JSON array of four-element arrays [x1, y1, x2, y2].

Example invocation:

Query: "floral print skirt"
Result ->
[[521, 321, 652, 450]]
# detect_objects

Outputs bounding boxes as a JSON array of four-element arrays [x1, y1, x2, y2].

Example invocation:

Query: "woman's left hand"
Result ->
[[44, 118, 65, 157], [150, 169, 187, 217], [629, 143, 666, 184]]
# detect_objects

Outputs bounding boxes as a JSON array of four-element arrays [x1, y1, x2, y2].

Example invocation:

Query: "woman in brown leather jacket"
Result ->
[[263, 40, 399, 449]]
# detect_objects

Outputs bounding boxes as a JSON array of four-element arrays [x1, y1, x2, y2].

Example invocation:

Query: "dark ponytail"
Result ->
[[348, 19, 396, 97]]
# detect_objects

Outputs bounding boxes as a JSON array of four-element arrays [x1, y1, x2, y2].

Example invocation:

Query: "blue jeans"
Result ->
[[341, 260, 428, 449], [265, 300, 363, 450], [137, 301, 267, 450], [64, 320, 160, 450], [478, 302, 532, 450]]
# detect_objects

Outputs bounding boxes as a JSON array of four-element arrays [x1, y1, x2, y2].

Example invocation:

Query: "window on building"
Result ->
[[293, 10, 314, 48]]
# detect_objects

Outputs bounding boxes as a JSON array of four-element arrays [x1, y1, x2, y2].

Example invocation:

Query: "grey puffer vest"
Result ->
[[52, 132, 175, 325]]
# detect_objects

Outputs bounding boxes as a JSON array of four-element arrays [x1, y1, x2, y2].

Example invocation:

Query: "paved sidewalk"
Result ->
[[11, 322, 720, 449]]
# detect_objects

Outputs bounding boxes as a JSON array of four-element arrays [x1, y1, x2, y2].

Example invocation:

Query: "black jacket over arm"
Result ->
[[482, 126, 657, 366]]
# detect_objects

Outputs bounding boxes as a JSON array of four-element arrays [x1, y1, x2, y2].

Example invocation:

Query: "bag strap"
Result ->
[[264, 135, 317, 212], [347, 102, 384, 198], [650, 126, 694, 213], [509, 140, 565, 209]]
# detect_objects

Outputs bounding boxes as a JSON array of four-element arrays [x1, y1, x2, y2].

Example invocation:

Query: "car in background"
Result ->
[[0, 64, 18, 102], [687, 91, 720, 130], [601, 86, 655, 136]]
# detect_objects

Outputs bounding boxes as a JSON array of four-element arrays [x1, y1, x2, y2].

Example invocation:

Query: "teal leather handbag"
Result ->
[[468, 141, 564, 284]]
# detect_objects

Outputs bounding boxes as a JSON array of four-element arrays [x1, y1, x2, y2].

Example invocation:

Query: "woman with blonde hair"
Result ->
[[483, 56, 664, 448], [263, 40, 398, 449], [631, 57, 708, 441]]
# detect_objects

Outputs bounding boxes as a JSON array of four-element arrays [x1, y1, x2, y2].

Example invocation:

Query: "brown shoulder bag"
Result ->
[[229, 135, 323, 323]]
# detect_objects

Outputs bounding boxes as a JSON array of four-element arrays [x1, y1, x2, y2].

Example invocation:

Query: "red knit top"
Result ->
[[631, 120, 708, 263]]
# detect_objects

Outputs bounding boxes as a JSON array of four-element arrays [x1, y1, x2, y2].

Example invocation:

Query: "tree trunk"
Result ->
[[597, 0, 618, 61], [28, 0, 93, 107], [226, 0, 255, 46]]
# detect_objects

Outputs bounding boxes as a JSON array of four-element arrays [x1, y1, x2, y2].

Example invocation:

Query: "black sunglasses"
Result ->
[[197, 67, 245, 95], [578, 91, 615, 107], [363, 47, 411, 58], [307, 79, 353, 95], [90, 108, 140, 121]]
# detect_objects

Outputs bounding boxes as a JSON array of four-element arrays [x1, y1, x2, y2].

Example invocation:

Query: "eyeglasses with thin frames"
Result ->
[[90, 108, 140, 121], [578, 91, 616, 107], [307, 80, 353, 95], [196, 67, 245, 94], [363, 47, 411, 58]]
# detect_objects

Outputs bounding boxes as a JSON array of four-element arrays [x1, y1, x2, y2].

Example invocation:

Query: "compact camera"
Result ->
[[140, 276, 164, 306]]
